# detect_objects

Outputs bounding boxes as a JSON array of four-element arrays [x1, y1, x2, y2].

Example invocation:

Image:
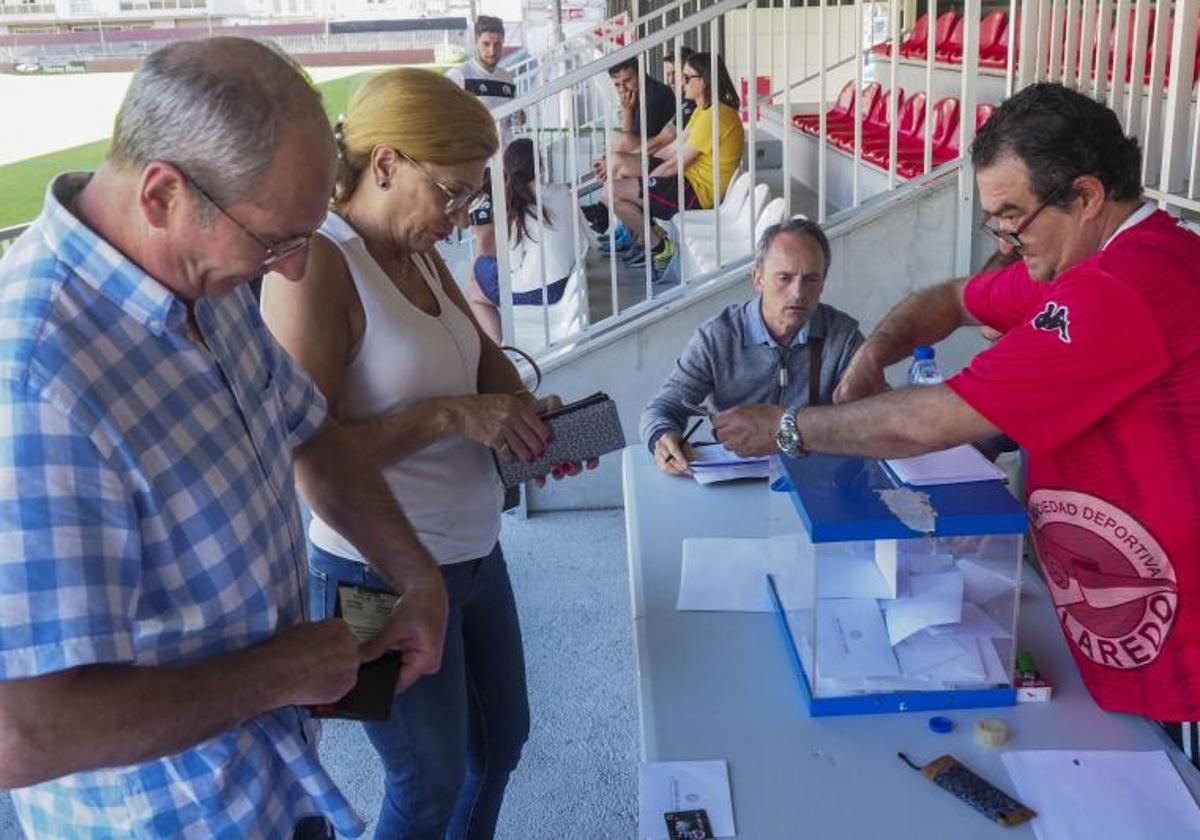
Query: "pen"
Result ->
[[664, 417, 705, 465]]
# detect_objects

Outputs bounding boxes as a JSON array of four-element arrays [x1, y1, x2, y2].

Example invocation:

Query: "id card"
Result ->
[[337, 583, 399, 641]]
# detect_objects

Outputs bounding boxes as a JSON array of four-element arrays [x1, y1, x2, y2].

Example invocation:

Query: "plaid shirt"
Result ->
[[0, 174, 364, 838]]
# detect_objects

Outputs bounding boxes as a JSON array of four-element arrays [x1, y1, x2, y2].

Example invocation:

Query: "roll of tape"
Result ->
[[974, 718, 1008, 748]]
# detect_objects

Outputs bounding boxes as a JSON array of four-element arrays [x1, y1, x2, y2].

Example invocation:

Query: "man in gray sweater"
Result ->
[[639, 219, 865, 475]]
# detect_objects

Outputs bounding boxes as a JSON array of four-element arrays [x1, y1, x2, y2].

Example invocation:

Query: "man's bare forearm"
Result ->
[[858, 279, 976, 370], [0, 644, 285, 788], [340, 399, 459, 466], [294, 423, 440, 593], [798, 384, 1000, 459]]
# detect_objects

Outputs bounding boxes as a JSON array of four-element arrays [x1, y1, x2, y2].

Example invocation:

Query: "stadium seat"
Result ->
[[902, 10, 959, 60], [828, 85, 893, 150], [678, 188, 782, 276], [793, 80, 855, 135], [889, 96, 961, 178], [981, 14, 1017, 68], [892, 13, 929, 59], [935, 16, 965, 62], [860, 90, 924, 156], [671, 171, 751, 229]]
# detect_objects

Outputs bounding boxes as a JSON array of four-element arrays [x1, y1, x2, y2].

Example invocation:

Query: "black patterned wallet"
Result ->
[[496, 392, 626, 488]]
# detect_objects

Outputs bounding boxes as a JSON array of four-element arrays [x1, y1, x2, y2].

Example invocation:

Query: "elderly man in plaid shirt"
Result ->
[[0, 37, 448, 839]]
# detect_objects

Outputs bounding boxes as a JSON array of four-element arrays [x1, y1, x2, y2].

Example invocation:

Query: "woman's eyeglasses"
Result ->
[[395, 149, 489, 217]]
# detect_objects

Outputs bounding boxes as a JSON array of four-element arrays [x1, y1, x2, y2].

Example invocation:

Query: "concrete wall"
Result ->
[[528, 173, 988, 511]]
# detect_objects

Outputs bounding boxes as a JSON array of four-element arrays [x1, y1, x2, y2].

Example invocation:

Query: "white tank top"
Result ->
[[308, 212, 503, 565]]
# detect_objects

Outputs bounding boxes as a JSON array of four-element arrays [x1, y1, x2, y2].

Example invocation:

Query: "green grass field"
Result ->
[[0, 70, 377, 230]]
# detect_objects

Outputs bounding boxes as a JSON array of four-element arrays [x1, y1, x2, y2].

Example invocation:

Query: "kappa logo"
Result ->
[[1029, 490, 1177, 670], [1032, 301, 1071, 344]]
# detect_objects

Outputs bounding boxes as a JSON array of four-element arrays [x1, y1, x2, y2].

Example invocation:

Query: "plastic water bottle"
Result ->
[[908, 345, 944, 386]]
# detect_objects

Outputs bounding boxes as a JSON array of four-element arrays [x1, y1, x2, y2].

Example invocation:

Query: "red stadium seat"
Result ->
[[981, 14, 1017, 68], [973, 11, 1009, 66], [891, 96, 961, 177], [888, 14, 929, 60], [861, 90, 925, 156], [903, 10, 960, 59], [935, 16, 965, 62], [828, 85, 892, 150], [793, 80, 856, 135]]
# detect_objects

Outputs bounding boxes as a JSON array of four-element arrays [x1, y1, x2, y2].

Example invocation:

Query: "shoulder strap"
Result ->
[[808, 336, 825, 407]]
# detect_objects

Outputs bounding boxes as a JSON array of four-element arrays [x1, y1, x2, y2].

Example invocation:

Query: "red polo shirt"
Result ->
[[947, 209, 1200, 720]]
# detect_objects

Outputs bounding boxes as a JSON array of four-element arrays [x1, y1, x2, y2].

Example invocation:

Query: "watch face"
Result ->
[[776, 427, 798, 455]]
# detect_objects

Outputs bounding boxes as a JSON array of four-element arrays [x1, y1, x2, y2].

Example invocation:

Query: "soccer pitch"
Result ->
[[0, 66, 386, 230]]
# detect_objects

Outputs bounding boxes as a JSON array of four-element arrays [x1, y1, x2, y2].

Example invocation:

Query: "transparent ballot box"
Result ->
[[766, 453, 1027, 716]]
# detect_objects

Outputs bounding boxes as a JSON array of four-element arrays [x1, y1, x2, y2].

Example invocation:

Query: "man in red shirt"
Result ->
[[715, 83, 1200, 759]]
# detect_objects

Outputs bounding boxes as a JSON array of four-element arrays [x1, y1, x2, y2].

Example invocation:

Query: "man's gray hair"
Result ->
[[109, 37, 325, 207], [754, 217, 832, 277]]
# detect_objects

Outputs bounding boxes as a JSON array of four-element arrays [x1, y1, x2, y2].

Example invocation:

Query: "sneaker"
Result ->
[[597, 224, 633, 253], [652, 233, 677, 276], [624, 244, 647, 268]]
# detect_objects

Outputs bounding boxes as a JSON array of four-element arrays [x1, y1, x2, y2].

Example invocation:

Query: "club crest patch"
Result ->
[[1033, 301, 1071, 344]]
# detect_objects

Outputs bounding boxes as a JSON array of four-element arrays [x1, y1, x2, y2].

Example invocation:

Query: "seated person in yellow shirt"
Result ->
[[597, 52, 745, 279]]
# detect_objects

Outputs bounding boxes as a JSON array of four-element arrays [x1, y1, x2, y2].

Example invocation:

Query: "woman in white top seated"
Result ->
[[467, 138, 587, 342], [261, 68, 589, 840]]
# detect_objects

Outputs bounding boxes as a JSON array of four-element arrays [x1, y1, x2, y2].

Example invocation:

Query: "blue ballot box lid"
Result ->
[[773, 453, 1028, 542]]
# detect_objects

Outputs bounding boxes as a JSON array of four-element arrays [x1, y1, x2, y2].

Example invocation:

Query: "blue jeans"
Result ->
[[309, 543, 530, 840]]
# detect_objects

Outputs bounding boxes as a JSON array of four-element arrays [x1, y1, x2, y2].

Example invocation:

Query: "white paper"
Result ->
[[1002, 750, 1200, 840], [690, 443, 769, 467], [885, 444, 1007, 486], [928, 601, 1013, 639], [883, 571, 964, 645], [894, 631, 985, 682], [979, 636, 1011, 684], [691, 460, 771, 485], [678, 538, 808, 612], [957, 558, 1017, 604], [900, 552, 957, 575], [815, 543, 896, 600], [814, 598, 900, 680], [638, 759, 736, 839]]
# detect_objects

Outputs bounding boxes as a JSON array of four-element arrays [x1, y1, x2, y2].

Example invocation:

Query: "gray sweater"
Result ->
[[639, 297, 866, 449]]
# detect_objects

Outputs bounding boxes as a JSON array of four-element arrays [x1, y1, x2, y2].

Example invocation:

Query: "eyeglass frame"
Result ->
[[680, 71, 702, 83], [977, 186, 1072, 251], [173, 164, 312, 269], [394, 149, 489, 218]]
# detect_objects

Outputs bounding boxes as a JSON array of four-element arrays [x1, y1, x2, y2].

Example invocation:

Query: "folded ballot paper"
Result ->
[[689, 443, 770, 485], [884, 444, 1007, 486]]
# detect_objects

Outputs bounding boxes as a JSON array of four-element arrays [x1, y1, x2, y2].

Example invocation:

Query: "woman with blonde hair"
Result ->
[[262, 67, 587, 839]]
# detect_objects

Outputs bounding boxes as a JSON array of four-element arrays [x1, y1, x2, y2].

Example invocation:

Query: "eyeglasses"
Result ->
[[978, 190, 1066, 251], [175, 165, 312, 268], [395, 149, 489, 217], [680, 72, 701, 83]]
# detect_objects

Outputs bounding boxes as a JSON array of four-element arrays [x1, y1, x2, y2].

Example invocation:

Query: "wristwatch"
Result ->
[[776, 407, 806, 457]]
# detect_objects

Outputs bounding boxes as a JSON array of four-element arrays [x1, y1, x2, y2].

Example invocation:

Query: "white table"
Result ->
[[622, 446, 1200, 839]]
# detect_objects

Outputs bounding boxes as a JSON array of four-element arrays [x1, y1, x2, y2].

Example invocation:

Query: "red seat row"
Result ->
[[871, 8, 1200, 84], [870, 10, 1010, 68], [791, 81, 996, 180]]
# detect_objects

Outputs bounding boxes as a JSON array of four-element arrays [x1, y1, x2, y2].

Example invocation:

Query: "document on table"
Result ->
[[678, 537, 810, 611], [884, 444, 1007, 486], [1002, 750, 1200, 840], [638, 759, 736, 839], [689, 444, 770, 484]]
